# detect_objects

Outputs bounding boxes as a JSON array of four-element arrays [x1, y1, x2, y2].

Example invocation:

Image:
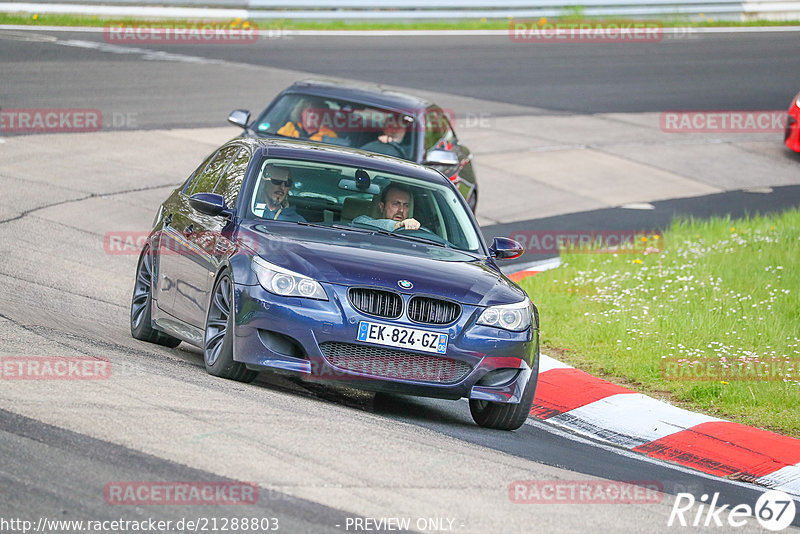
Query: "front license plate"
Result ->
[[357, 321, 448, 354]]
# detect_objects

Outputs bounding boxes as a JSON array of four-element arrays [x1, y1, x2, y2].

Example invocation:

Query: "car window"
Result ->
[[187, 145, 239, 195], [245, 157, 481, 253], [213, 147, 250, 208], [424, 108, 457, 152], [181, 152, 216, 193], [253, 93, 417, 161]]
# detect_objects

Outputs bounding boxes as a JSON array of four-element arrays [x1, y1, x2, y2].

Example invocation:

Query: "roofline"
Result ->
[[282, 79, 434, 114], [243, 137, 449, 186]]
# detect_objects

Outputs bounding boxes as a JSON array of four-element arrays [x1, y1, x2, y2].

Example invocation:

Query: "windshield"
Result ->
[[244, 158, 482, 254], [252, 93, 417, 161]]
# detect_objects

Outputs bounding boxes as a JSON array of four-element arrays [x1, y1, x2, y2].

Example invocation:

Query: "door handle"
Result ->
[[183, 224, 194, 236]]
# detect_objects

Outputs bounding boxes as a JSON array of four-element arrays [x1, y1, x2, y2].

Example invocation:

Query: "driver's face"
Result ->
[[265, 180, 290, 205], [384, 125, 406, 143], [380, 189, 410, 221]]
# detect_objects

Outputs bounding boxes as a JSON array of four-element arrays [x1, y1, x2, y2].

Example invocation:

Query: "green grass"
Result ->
[[1, 12, 799, 29], [518, 209, 800, 437]]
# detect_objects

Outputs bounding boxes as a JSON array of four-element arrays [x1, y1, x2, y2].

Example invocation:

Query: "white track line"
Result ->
[[2, 23, 800, 36]]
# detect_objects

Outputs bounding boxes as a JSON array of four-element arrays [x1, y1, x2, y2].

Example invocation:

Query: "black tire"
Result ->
[[203, 270, 257, 383], [469, 369, 537, 431], [130, 246, 181, 348]]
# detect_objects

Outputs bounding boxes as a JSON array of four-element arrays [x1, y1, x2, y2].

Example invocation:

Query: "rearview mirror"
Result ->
[[227, 109, 250, 129], [424, 149, 459, 166], [189, 193, 231, 217], [489, 237, 524, 260], [338, 178, 380, 195]]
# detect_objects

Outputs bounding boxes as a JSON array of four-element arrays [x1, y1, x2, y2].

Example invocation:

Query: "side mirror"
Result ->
[[189, 193, 231, 217], [227, 109, 251, 129], [489, 237, 524, 260], [423, 149, 459, 166]]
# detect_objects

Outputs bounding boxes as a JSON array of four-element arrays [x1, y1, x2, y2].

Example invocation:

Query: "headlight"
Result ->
[[477, 299, 532, 332], [251, 256, 327, 300], [795, 95, 800, 109]]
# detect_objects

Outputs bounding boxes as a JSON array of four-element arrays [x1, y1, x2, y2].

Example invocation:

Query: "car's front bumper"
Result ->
[[231, 282, 538, 403]]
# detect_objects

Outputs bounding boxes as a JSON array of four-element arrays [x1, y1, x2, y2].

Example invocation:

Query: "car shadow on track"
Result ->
[[177, 341, 475, 428]]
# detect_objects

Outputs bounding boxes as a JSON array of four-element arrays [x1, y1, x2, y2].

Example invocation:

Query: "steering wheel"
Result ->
[[360, 140, 405, 159], [383, 142, 406, 158]]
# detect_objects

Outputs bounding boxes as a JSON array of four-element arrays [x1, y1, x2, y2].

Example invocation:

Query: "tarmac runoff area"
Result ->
[[1, 107, 799, 509]]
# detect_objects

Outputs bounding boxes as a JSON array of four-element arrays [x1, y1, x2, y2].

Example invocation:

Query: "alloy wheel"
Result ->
[[131, 247, 153, 330], [205, 275, 231, 367]]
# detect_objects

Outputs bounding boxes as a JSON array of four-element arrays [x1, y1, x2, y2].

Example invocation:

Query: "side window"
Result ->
[[213, 147, 250, 208], [182, 152, 216, 193], [424, 108, 457, 152], [187, 145, 239, 195]]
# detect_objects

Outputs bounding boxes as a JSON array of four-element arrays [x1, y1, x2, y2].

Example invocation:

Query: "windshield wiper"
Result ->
[[295, 221, 375, 233], [361, 227, 452, 249], [296, 221, 452, 248]]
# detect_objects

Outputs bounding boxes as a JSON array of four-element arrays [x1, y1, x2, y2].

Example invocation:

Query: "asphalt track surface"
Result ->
[[1, 29, 799, 125], [1, 28, 800, 532], [125, 31, 800, 113], [486, 184, 800, 264]]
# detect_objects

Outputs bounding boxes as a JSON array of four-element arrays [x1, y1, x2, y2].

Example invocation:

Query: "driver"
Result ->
[[353, 183, 420, 231], [277, 97, 338, 142], [254, 165, 306, 222], [360, 120, 408, 159]]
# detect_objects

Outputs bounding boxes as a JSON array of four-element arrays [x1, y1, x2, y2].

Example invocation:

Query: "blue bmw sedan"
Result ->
[[131, 137, 538, 430]]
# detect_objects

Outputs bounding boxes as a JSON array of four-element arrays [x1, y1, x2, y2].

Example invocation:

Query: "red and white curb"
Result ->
[[509, 260, 800, 498], [532, 355, 800, 498], [506, 257, 562, 282]]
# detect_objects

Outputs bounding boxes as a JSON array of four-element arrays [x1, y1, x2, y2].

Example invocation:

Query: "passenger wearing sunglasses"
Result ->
[[254, 165, 306, 222]]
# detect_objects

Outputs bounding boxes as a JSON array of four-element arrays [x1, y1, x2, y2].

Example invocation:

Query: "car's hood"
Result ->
[[238, 222, 525, 307]]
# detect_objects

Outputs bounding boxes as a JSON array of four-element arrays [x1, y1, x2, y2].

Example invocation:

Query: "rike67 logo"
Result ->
[[669, 490, 796, 531]]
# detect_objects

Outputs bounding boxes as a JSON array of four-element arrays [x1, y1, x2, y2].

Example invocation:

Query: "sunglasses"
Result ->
[[269, 178, 292, 187]]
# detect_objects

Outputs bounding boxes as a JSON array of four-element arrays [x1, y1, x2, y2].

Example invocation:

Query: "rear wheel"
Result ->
[[469, 369, 537, 431], [204, 271, 257, 383], [130, 245, 181, 348]]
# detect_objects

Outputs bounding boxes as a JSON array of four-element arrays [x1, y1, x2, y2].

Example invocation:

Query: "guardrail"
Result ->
[[2, 0, 799, 20]]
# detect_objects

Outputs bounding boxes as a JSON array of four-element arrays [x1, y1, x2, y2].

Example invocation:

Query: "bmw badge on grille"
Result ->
[[397, 280, 413, 289]]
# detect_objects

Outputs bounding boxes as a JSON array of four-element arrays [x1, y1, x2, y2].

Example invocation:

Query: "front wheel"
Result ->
[[203, 270, 257, 383], [469, 370, 537, 431]]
